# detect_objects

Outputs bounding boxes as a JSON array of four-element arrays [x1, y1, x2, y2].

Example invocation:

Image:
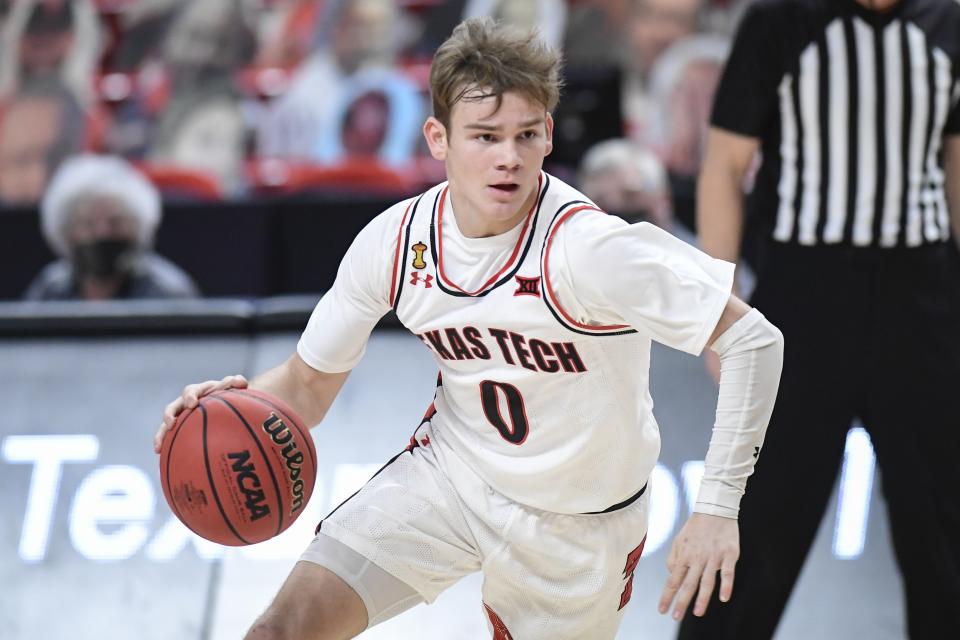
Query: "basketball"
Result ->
[[159, 388, 317, 546]]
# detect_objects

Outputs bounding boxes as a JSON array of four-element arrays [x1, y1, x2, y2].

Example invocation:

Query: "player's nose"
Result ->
[[495, 140, 523, 172]]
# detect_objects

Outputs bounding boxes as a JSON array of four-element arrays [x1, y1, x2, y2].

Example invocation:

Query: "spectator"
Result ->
[[255, 0, 423, 162], [313, 68, 425, 167], [0, 0, 101, 106], [161, 0, 257, 94], [463, 0, 568, 51], [621, 0, 703, 140], [578, 135, 756, 309], [647, 34, 729, 174], [103, 0, 255, 175], [103, 0, 186, 72], [578, 138, 674, 230], [102, 0, 255, 161], [338, 90, 391, 158], [148, 88, 248, 197], [24, 155, 199, 301], [563, 0, 629, 69], [0, 82, 87, 205], [645, 33, 729, 230], [253, 0, 327, 71]]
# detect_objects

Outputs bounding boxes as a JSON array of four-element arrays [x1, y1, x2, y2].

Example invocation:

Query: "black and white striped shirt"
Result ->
[[713, 0, 960, 248]]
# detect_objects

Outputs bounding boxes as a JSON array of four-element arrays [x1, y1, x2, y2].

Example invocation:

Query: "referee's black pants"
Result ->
[[678, 241, 960, 640]]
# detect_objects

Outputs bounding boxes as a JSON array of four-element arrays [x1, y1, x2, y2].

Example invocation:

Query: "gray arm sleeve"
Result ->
[[694, 308, 784, 518]]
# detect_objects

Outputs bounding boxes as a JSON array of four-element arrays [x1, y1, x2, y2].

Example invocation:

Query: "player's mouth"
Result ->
[[488, 182, 520, 194]]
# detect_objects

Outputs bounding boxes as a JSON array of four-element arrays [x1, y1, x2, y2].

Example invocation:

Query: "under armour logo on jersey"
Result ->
[[514, 275, 541, 297], [410, 272, 433, 288], [753, 446, 761, 459], [411, 241, 428, 269]]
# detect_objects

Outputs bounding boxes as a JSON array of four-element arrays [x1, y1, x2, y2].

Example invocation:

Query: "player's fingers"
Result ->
[[658, 564, 688, 614], [158, 376, 247, 454], [217, 374, 248, 390], [718, 554, 737, 603], [693, 563, 719, 617], [153, 426, 165, 454], [156, 395, 187, 453], [181, 380, 219, 408], [671, 562, 705, 621], [162, 396, 185, 428]]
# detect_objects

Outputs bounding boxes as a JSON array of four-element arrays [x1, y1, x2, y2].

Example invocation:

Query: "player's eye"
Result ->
[[519, 130, 538, 140], [477, 133, 497, 143]]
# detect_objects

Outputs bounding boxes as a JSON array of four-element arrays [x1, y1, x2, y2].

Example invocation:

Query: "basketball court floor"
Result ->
[[0, 330, 905, 639]]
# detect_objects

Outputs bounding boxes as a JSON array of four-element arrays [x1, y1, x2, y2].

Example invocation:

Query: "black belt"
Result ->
[[581, 483, 647, 515]]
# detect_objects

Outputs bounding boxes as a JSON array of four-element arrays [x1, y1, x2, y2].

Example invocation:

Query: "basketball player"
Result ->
[[154, 18, 784, 640]]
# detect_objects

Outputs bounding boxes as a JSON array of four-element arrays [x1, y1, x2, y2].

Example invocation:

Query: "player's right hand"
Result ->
[[153, 374, 248, 453]]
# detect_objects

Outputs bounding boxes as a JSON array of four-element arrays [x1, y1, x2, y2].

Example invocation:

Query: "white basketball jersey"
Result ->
[[298, 173, 734, 514]]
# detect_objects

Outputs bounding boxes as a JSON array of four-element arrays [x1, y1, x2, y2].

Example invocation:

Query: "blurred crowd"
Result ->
[[0, 0, 744, 208], [0, 0, 750, 300]]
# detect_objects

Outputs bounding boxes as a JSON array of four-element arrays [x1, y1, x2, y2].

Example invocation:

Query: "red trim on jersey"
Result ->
[[389, 200, 416, 307], [421, 401, 437, 422], [435, 174, 542, 296], [543, 206, 632, 332], [483, 603, 515, 640]]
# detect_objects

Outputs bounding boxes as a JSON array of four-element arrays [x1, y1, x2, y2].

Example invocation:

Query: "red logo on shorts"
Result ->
[[619, 537, 646, 610], [483, 603, 515, 640]]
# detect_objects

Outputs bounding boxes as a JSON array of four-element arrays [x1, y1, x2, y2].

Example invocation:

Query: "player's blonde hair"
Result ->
[[429, 17, 563, 128]]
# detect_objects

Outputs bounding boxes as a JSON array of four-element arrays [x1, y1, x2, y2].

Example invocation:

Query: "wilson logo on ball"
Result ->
[[262, 412, 306, 515], [227, 450, 271, 521]]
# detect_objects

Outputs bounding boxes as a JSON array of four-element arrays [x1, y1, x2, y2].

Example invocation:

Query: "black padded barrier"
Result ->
[[0, 296, 402, 337], [0, 194, 399, 301]]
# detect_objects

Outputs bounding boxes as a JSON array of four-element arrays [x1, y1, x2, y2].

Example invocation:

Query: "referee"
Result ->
[[678, 0, 960, 638]]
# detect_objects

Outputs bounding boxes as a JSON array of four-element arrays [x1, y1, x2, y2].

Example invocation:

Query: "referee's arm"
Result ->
[[945, 135, 960, 247], [696, 127, 759, 288]]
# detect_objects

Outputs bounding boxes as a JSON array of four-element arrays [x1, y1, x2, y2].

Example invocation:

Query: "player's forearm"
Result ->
[[695, 309, 784, 519], [250, 354, 349, 428]]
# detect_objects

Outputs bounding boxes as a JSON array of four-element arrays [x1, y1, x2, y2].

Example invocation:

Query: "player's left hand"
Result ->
[[658, 512, 739, 620]]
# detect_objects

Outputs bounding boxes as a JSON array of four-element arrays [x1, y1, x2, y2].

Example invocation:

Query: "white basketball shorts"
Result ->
[[301, 421, 650, 639]]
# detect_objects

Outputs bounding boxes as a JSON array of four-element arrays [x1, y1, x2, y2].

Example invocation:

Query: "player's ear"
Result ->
[[544, 112, 554, 157], [423, 117, 448, 161]]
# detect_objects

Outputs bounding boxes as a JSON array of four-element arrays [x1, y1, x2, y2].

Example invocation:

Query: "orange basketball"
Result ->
[[159, 388, 317, 546]]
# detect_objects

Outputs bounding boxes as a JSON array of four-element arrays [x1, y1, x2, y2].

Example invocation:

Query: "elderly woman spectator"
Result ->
[[24, 155, 199, 301]]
